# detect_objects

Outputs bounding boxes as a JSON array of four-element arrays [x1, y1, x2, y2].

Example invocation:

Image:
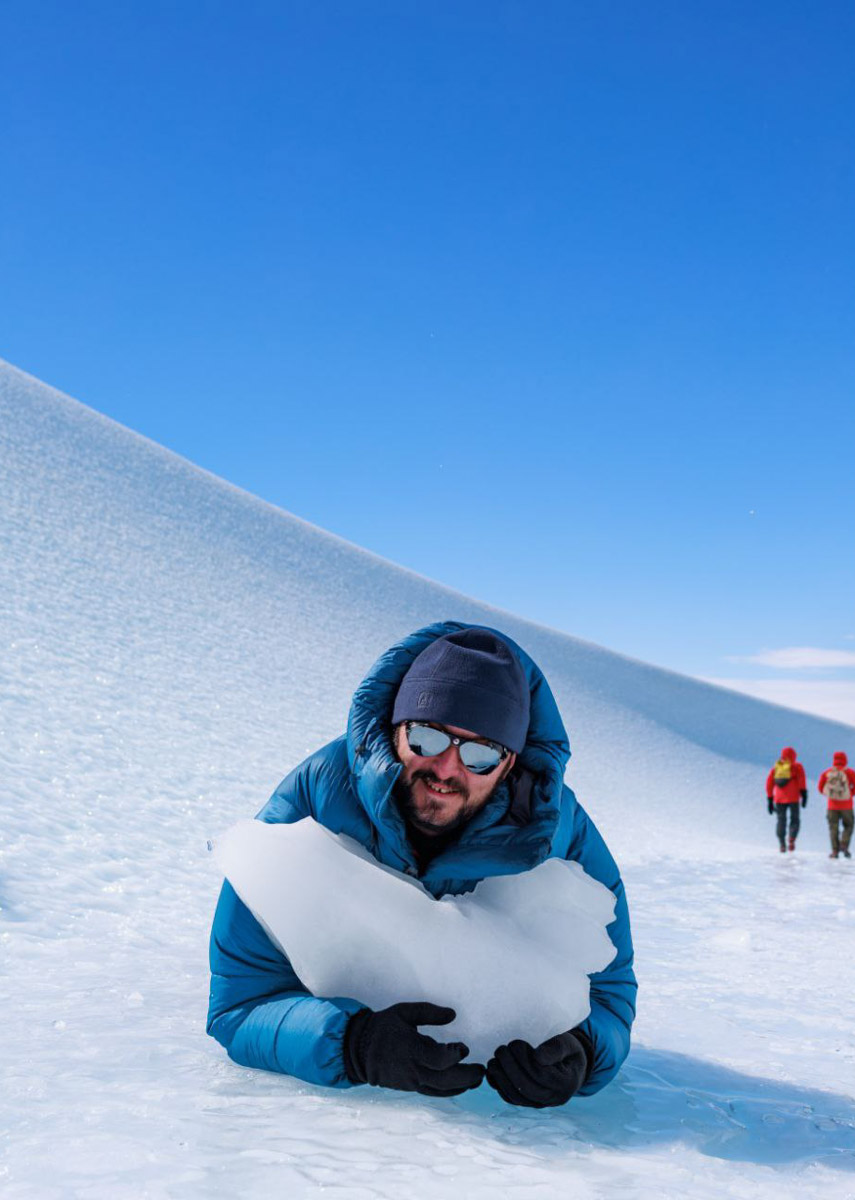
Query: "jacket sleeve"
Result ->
[[818, 770, 828, 795], [766, 768, 775, 798], [206, 753, 364, 1088], [564, 797, 637, 1095]]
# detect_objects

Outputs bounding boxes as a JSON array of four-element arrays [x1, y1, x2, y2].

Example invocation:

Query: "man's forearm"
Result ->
[[219, 990, 363, 1087], [207, 880, 362, 1087], [575, 981, 636, 1094]]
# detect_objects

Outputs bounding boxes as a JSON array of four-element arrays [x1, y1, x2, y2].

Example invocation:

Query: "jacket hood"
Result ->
[[833, 751, 848, 768], [781, 747, 797, 762], [345, 621, 572, 875]]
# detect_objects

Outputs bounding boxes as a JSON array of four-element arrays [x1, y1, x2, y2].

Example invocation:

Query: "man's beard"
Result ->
[[394, 768, 495, 835]]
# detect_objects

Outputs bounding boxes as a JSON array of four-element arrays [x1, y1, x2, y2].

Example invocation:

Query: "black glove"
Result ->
[[343, 1002, 485, 1096], [486, 1029, 592, 1108], [801, 790, 808, 808], [767, 797, 774, 814]]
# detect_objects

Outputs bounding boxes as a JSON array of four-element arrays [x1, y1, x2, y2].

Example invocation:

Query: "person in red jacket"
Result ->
[[817, 751, 855, 859], [766, 746, 808, 852]]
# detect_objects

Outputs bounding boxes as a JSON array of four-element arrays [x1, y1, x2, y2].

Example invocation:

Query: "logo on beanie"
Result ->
[[417, 691, 432, 709]]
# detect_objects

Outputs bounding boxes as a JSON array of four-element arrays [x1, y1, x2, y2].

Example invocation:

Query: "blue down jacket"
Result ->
[[207, 621, 637, 1095]]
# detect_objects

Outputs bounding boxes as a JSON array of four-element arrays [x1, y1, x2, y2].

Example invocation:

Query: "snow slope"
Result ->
[[1, 359, 853, 1199]]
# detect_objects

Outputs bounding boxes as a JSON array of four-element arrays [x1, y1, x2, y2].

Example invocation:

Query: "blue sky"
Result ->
[[2, 1, 854, 698]]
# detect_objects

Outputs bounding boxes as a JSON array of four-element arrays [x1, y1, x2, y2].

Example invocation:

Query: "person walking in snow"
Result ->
[[818, 751, 855, 859], [766, 746, 808, 852], [207, 622, 636, 1108]]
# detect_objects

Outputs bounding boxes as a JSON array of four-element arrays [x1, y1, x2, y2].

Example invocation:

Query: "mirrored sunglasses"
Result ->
[[404, 721, 508, 775]]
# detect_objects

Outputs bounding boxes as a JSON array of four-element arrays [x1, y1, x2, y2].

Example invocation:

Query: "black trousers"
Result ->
[[775, 803, 800, 843]]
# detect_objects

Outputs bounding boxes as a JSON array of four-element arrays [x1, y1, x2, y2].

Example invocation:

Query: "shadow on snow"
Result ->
[[445, 1045, 855, 1168]]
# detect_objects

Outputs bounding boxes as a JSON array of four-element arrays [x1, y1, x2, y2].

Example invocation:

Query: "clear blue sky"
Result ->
[[3, 0, 854, 684]]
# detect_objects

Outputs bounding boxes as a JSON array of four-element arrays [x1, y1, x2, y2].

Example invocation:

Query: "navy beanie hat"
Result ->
[[391, 628, 530, 753]]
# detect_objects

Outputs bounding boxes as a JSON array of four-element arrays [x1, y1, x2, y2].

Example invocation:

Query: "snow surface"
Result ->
[[1, 358, 853, 1198], [215, 817, 616, 1060]]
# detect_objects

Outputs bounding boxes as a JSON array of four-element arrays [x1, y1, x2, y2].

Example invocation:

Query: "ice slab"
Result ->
[[215, 817, 617, 1060]]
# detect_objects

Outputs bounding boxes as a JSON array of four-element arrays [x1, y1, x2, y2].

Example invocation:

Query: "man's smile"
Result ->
[[422, 778, 460, 796]]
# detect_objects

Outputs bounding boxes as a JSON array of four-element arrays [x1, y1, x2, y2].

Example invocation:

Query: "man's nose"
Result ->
[[431, 743, 464, 779]]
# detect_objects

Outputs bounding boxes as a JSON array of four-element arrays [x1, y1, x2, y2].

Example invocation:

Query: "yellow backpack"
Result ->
[[773, 758, 793, 786]]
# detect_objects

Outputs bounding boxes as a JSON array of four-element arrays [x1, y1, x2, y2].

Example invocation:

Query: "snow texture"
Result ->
[[1, 358, 854, 1199], [704, 677, 855, 728], [215, 817, 616, 1060]]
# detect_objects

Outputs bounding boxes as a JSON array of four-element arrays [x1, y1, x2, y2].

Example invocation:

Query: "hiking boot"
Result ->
[[829, 851, 839, 858], [844, 850, 852, 859], [779, 842, 787, 853], [788, 838, 796, 851]]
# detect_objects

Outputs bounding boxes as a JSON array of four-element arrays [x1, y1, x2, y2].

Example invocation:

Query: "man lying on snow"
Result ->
[[207, 622, 636, 1108]]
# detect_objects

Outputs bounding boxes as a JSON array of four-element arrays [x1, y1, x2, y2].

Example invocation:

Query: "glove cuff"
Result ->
[[570, 1028, 595, 1080], [342, 1008, 373, 1084]]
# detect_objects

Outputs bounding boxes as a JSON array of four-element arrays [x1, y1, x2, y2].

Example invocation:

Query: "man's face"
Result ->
[[393, 721, 516, 837]]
